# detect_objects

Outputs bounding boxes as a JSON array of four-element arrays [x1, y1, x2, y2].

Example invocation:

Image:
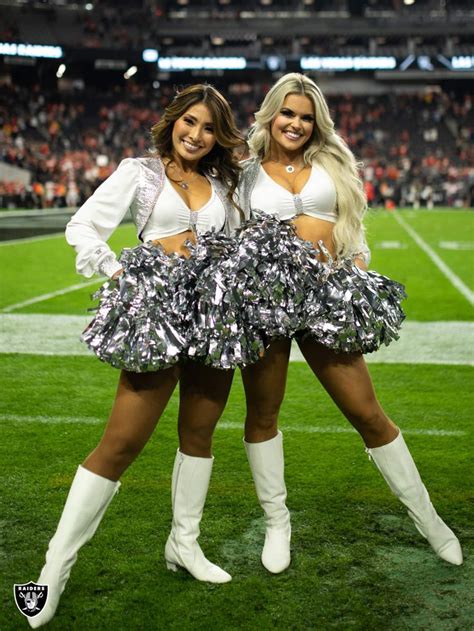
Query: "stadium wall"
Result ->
[[0, 163, 30, 186]]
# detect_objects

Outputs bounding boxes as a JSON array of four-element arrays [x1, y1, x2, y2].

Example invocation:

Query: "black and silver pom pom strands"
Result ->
[[82, 243, 195, 372]]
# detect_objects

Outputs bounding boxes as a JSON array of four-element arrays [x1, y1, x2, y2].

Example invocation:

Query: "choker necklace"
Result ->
[[271, 159, 304, 174], [285, 162, 305, 174]]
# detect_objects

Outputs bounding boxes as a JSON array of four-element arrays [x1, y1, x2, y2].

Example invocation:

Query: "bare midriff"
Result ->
[[152, 230, 196, 258], [291, 214, 336, 260], [151, 218, 337, 261]]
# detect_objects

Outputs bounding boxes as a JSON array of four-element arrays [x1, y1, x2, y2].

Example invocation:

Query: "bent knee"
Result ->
[[179, 420, 214, 438], [178, 424, 213, 455]]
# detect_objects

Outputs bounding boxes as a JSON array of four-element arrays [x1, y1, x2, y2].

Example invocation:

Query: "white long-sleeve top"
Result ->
[[66, 158, 140, 278], [65, 157, 231, 278]]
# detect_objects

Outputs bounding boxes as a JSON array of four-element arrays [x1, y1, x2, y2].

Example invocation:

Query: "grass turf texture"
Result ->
[[1, 209, 473, 629], [1, 355, 472, 630]]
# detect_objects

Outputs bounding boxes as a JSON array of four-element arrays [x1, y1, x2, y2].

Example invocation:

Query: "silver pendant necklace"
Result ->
[[178, 171, 198, 190], [166, 159, 199, 190]]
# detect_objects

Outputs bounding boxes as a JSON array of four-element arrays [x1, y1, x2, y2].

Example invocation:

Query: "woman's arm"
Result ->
[[352, 232, 371, 271], [353, 255, 369, 271], [65, 158, 140, 278]]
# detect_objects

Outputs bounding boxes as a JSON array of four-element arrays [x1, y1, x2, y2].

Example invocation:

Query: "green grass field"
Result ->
[[1, 209, 473, 630]]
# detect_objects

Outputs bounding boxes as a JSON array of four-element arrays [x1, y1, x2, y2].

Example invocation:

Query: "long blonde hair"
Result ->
[[247, 73, 367, 259]]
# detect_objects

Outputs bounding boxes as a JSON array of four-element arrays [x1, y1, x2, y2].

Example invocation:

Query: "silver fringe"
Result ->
[[186, 215, 406, 367], [186, 230, 266, 369], [82, 242, 193, 372], [300, 243, 407, 353]]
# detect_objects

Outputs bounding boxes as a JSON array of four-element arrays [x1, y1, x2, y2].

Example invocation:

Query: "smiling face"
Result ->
[[270, 93, 315, 156], [171, 102, 217, 166]]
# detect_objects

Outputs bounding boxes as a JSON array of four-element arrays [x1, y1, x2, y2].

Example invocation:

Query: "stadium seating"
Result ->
[[1, 82, 472, 209]]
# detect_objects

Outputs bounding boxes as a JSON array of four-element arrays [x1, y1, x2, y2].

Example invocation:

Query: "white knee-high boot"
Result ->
[[367, 432, 462, 565], [244, 431, 291, 573], [29, 465, 120, 628], [164, 450, 231, 583]]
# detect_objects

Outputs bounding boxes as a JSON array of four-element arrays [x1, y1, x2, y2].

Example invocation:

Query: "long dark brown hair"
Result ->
[[151, 84, 244, 202]]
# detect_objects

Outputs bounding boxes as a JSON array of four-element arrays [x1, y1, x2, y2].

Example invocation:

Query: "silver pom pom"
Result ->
[[82, 243, 193, 372], [186, 215, 406, 367]]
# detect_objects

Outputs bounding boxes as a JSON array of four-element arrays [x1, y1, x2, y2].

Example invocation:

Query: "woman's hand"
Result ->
[[353, 256, 368, 271], [111, 268, 124, 280]]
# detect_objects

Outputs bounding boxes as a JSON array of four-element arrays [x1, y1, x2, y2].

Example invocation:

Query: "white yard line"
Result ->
[[0, 414, 466, 436], [0, 414, 102, 425], [0, 314, 473, 365], [1, 279, 105, 313], [218, 422, 466, 437], [290, 321, 474, 365], [0, 233, 65, 247], [394, 212, 474, 306]]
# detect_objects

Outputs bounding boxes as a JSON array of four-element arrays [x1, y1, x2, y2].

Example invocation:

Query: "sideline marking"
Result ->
[[0, 414, 101, 425], [394, 212, 474, 306], [0, 232, 65, 247], [218, 422, 466, 437], [0, 414, 466, 437], [0, 314, 473, 365], [0, 207, 76, 218], [290, 321, 474, 365], [1, 279, 105, 313]]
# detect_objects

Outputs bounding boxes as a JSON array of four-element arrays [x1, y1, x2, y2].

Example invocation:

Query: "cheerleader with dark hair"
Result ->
[[29, 84, 244, 628]]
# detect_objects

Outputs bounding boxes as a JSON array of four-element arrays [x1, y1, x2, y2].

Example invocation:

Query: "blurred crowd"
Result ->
[[1, 81, 473, 209], [333, 90, 474, 209], [3, 1, 473, 55]]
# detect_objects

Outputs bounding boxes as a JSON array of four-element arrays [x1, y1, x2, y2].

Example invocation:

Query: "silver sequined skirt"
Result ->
[[187, 215, 406, 367], [82, 242, 193, 372]]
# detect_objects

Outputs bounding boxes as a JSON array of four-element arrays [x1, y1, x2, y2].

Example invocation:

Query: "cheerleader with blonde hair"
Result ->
[[189, 73, 462, 573]]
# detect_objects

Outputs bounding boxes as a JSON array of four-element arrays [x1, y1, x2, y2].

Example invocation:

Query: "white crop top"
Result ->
[[141, 176, 225, 241], [250, 165, 337, 223], [66, 158, 228, 279]]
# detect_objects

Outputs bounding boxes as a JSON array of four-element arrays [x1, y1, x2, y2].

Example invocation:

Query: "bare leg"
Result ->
[[177, 361, 234, 457], [242, 338, 292, 443], [84, 366, 179, 480], [296, 338, 398, 448], [31, 365, 179, 628], [296, 337, 462, 565]]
